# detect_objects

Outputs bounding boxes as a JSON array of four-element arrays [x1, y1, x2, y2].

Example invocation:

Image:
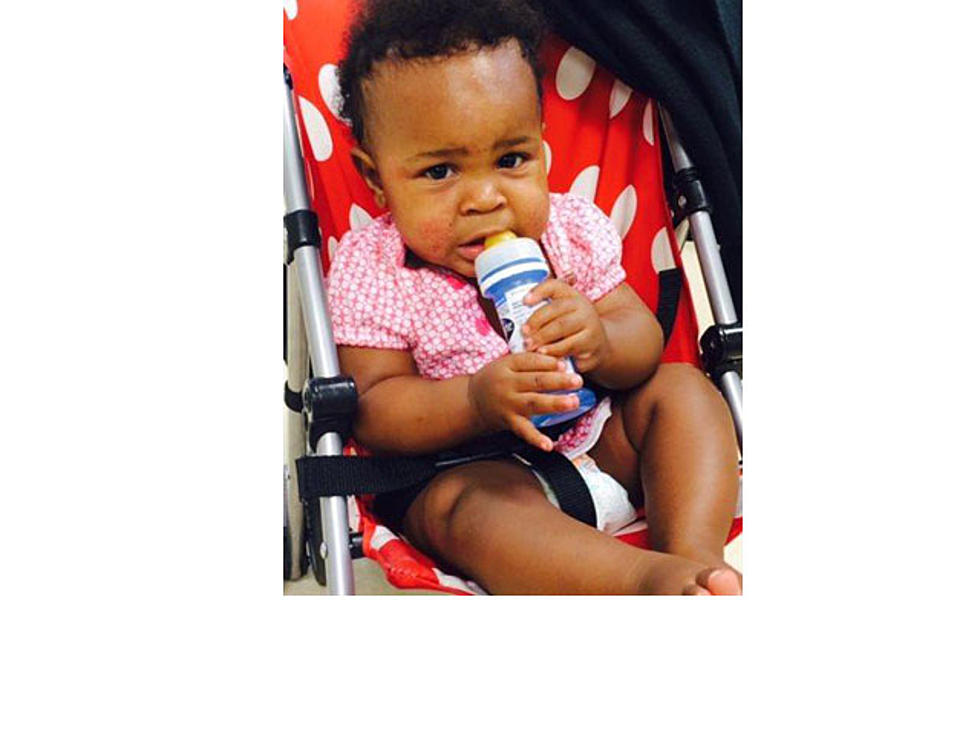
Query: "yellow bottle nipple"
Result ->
[[483, 230, 518, 249]]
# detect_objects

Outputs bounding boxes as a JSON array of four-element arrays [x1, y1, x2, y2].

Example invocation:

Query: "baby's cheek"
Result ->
[[522, 195, 551, 240], [407, 217, 455, 260], [416, 218, 451, 242]]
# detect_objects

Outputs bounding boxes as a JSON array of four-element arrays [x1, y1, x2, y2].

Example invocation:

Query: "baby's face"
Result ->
[[355, 40, 549, 278]]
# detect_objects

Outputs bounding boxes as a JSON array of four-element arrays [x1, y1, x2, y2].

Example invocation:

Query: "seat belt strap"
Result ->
[[512, 447, 597, 528], [655, 267, 683, 346], [295, 446, 597, 527]]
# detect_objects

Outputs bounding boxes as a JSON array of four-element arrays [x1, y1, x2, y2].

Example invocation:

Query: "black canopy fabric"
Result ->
[[535, 0, 742, 315]]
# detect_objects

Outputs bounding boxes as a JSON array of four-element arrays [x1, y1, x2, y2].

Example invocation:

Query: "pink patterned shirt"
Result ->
[[326, 192, 627, 458]]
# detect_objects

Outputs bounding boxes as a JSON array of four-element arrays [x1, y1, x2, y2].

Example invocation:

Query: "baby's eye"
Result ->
[[498, 153, 527, 169], [423, 164, 452, 180]]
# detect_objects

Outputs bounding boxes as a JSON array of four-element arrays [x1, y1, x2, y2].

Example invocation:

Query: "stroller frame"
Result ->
[[283, 74, 743, 595], [284, 70, 358, 594]]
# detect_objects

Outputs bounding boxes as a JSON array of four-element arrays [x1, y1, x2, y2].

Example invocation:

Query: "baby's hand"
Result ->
[[468, 352, 584, 451], [521, 276, 610, 374]]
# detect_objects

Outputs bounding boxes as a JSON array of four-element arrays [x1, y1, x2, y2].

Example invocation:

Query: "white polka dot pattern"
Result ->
[[555, 47, 596, 100], [642, 100, 655, 145], [569, 164, 600, 202], [283, 0, 297, 20], [369, 525, 398, 551], [434, 569, 473, 593], [610, 185, 637, 239], [348, 203, 371, 231], [651, 226, 675, 272], [317, 63, 345, 122], [298, 96, 332, 161], [609, 79, 632, 118], [326, 193, 626, 457]]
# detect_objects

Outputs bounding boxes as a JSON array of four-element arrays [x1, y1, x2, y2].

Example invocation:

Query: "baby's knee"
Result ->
[[407, 463, 540, 556], [406, 469, 469, 552], [623, 363, 721, 430], [407, 465, 499, 554], [654, 361, 708, 390], [645, 362, 722, 406]]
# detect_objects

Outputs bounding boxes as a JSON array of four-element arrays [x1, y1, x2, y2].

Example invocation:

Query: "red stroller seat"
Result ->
[[284, 0, 741, 594]]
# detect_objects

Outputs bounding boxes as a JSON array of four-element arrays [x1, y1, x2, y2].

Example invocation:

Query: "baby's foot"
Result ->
[[668, 545, 743, 594], [636, 553, 742, 595], [691, 567, 741, 595]]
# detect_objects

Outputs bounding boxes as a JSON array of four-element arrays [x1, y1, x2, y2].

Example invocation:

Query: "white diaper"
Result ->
[[530, 453, 638, 534]]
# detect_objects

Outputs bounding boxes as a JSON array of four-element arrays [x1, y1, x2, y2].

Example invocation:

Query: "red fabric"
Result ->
[[285, 1, 739, 595], [727, 516, 743, 545]]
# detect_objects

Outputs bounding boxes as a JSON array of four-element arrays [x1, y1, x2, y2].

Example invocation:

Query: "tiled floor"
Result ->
[[284, 232, 741, 595]]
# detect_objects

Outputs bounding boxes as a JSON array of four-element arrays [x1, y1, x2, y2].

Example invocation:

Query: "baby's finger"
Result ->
[[530, 314, 586, 350], [519, 391, 580, 417], [523, 299, 576, 340], [509, 351, 564, 373], [515, 369, 584, 393], [535, 331, 587, 358], [524, 277, 570, 306], [509, 415, 554, 452]]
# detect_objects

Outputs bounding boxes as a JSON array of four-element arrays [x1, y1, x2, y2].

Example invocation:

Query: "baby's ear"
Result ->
[[350, 147, 386, 208]]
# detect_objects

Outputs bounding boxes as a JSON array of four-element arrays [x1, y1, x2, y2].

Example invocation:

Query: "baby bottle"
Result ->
[[474, 230, 597, 428]]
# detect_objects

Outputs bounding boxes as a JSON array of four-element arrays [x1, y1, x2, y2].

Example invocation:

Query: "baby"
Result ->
[[328, 0, 741, 594]]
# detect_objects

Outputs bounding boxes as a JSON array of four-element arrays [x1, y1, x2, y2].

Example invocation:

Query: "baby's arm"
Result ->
[[339, 345, 581, 455], [590, 283, 664, 388], [340, 346, 479, 455]]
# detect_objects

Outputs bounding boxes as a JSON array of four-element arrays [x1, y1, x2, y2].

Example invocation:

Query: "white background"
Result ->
[[2, 1, 978, 732]]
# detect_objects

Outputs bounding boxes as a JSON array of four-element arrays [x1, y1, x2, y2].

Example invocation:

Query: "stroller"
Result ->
[[283, 0, 742, 594]]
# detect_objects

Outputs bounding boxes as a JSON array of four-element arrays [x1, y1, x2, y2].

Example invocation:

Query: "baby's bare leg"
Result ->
[[590, 363, 740, 570], [401, 459, 737, 595]]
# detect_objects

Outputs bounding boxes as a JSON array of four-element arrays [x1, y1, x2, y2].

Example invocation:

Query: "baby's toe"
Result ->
[[696, 567, 742, 595], [682, 583, 711, 596]]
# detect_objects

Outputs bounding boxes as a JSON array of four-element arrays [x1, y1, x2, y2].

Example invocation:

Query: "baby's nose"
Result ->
[[462, 178, 506, 215]]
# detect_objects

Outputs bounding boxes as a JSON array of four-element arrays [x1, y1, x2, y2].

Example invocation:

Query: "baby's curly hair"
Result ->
[[338, 0, 548, 145]]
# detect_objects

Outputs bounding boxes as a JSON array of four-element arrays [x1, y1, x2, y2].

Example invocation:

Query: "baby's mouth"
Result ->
[[456, 240, 485, 260], [458, 230, 513, 258]]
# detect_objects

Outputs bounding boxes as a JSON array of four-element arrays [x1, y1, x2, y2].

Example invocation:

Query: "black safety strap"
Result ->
[[295, 437, 597, 527], [512, 446, 597, 528], [297, 454, 445, 499], [655, 267, 683, 346]]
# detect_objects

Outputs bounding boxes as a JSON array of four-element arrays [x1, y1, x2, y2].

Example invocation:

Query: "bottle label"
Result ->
[[499, 282, 543, 353]]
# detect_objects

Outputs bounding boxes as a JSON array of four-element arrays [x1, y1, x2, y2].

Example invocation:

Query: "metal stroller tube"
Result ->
[[660, 108, 743, 450], [283, 74, 355, 594]]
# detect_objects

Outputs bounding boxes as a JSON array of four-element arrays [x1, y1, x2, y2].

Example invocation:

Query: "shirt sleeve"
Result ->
[[560, 193, 627, 302], [326, 229, 413, 350]]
